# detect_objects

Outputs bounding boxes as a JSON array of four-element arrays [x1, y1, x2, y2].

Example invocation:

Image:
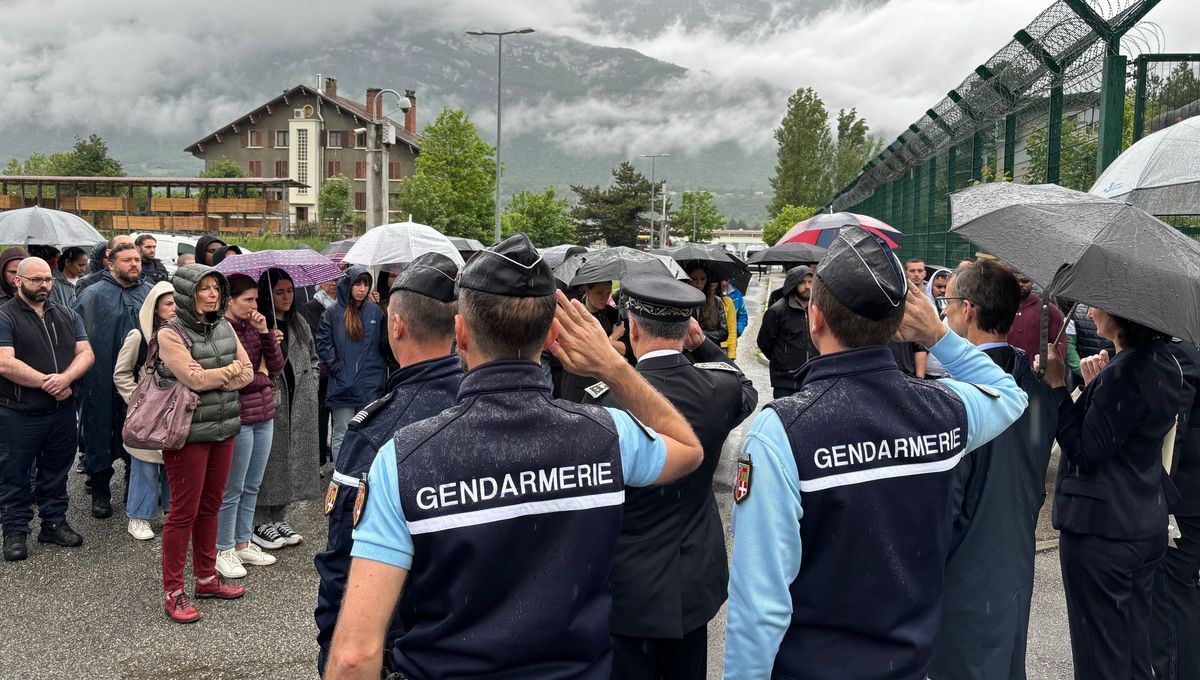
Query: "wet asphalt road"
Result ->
[[0, 272, 1074, 679]]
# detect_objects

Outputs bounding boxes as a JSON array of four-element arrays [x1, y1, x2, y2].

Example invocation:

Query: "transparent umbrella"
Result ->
[[343, 221, 464, 279], [1090, 114, 1200, 215]]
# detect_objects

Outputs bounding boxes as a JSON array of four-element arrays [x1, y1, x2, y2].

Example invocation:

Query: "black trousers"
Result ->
[[0, 405, 77, 534], [1060, 530, 1166, 680], [611, 626, 707, 680], [1152, 516, 1200, 680], [318, 374, 331, 466], [83, 398, 128, 501]]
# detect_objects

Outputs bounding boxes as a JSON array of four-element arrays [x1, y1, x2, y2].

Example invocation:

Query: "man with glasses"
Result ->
[[0, 258, 94, 561], [928, 260, 1057, 680]]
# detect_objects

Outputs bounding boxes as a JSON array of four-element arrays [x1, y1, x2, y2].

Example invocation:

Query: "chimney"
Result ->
[[366, 88, 382, 118], [404, 89, 417, 134], [324, 76, 338, 99]]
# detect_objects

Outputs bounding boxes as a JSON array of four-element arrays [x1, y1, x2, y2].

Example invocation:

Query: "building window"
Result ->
[[297, 129, 309, 195], [388, 161, 403, 181], [275, 130, 289, 147], [247, 130, 263, 148], [355, 131, 367, 148], [327, 160, 342, 178], [327, 130, 344, 149], [248, 160, 262, 176], [354, 191, 366, 212], [355, 161, 366, 180], [275, 160, 289, 178]]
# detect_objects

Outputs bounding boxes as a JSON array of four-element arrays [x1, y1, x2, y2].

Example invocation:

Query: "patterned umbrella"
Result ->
[[1091, 114, 1200, 215], [779, 212, 901, 249], [214, 249, 342, 287], [321, 237, 359, 264], [0, 206, 105, 248]]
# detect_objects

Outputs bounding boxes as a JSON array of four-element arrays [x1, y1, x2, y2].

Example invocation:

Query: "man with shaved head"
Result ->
[[0, 257, 95, 561]]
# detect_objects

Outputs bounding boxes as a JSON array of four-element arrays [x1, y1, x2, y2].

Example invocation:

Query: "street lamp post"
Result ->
[[467, 27, 534, 244], [639, 153, 669, 248]]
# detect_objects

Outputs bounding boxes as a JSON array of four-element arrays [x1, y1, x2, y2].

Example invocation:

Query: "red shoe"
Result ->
[[165, 591, 202, 623], [194, 574, 245, 600]]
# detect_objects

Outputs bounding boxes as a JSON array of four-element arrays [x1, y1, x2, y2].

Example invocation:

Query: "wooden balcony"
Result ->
[[57, 196, 131, 211], [206, 198, 268, 213], [150, 197, 203, 213]]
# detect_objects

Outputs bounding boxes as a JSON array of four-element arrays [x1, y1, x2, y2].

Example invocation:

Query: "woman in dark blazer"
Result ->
[[1045, 307, 1184, 680]]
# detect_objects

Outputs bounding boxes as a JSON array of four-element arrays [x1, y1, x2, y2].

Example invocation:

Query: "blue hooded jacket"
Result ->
[[315, 266, 387, 409]]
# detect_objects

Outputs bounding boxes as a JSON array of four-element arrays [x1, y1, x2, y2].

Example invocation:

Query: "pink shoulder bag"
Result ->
[[121, 325, 198, 451]]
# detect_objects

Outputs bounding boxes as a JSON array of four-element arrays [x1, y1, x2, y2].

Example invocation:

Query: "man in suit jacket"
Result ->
[[585, 273, 758, 680]]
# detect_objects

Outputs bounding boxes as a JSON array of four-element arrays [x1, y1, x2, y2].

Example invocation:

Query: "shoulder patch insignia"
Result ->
[[734, 454, 753, 503], [323, 481, 339, 516], [352, 474, 369, 527], [348, 393, 393, 430], [969, 383, 1001, 398], [585, 381, 610, 399], [694, 361, 738, 373]]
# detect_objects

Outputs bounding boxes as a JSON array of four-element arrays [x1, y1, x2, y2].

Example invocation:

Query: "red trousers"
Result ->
[[161, 438, 235, 594]]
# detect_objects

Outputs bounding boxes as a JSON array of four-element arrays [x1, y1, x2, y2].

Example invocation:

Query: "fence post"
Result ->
[[1096, 36, 1127, 175], [1132, 55, 1148, 142], [1047, 79, 1064, 184], [1003, 114, 1017, 180]]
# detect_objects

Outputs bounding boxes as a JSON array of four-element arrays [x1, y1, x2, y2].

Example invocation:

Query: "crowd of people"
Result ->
[[1, 226, 1198, 680]]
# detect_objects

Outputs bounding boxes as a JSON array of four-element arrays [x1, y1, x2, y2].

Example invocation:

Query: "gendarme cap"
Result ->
[[458, 233, 555, 297], [815, 226, 908, 321], [619, 273, 705, 322], [389, 252, 459, 302]]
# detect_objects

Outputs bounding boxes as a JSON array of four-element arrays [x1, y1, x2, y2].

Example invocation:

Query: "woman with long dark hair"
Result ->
[[1043, 308, 1185, 680], [315, 267, 386, 463], [688, 265, 728, 349], [251, 268, 322, 549], [558, 280, 626, 402]]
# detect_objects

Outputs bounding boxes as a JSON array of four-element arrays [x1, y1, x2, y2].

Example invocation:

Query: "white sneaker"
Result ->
[[215, 549, 247, 579], [273, 521, 303, 546], [251, 524, 286, 550], [127, 518, 154, 541], [236, 542, 277, 566]]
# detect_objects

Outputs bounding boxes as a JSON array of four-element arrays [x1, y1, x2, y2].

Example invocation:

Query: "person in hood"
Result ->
[[301, 277, 339, 467], [928, 260, 1057, 680], [51, 246, 88, 310], [925, 267, 953, 379], [315, 266, 387, 463], [210, 244, 243, 267], [72, 242, 152, 519], [155, 264, 254, 623], [77, 236, 132, 295], [0, 246, 30, 304], [112, 281, 176, 541], [756, 266, 818, 399], [195, 235, 227, 267]]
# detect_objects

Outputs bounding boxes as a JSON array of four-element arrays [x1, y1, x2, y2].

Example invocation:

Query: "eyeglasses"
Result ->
[[20, 276, 53, 285], [935, 296, 969, 310]]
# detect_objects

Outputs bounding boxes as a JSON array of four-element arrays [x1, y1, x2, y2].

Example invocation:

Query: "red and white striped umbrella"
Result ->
[[779, 212, 902, 249]]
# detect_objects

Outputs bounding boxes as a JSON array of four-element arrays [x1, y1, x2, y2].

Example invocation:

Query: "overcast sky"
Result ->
[[0, 0, 1197, 159]]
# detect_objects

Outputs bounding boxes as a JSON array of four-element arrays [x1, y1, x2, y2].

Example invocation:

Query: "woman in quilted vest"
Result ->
[[214, 274, 285, 579], [112, 281, 176, 542], [156, 265, 254, 623]]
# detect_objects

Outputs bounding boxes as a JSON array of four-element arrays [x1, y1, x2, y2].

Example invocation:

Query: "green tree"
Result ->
[[397, 108, 495, 241], [1159, 62, 1200, 112], [58, 134, 124, 177], [1022, 122, 1098, 191], [3, 151, 73, 177], [762, 204, 818, 246], [501, 187, 575, 247], [830, 108, 882, 195], [571, 162, 666, 248], [199, 156, 247, 178], [768, 88, 834, 217], [673, 191, 725, 242], [319, 174, 354, 231]]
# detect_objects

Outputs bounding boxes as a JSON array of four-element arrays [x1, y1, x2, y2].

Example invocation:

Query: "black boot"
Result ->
[[38, 521, 83, 547], [3, 532, 28, 561], [91, 496, 113, 519]]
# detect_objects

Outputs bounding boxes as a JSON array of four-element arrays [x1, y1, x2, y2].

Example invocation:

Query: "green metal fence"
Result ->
[[824, 0, 1190, 265]]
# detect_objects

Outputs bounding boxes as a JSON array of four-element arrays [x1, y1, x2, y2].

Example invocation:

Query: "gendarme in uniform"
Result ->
[[350, 234, 670, 679], [722, 227, 1029, 680], [584, 273, 758, 679], [313, 253, 463, 675]]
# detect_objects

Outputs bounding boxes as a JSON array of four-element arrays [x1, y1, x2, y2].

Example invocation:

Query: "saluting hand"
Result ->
[[550, 290, 625, 378], [683, 318, 705, 351], [893, 286, 946, 348]]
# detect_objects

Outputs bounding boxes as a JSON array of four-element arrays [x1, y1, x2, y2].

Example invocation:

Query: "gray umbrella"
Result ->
[[448, 236, 486, 252], [1090, 115, 1200, 215], [950, 182, 1200, 343], [539, 244, 589, 270], [746, 242, 828, 265], [555, 247, 688, 287], [0, 206, 105, 248]]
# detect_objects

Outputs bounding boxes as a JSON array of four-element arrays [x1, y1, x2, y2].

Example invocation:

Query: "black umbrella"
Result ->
[[448, 236, 486, 252], [950, 182, 1200, 344], [660, 244, 747, 281], [555, 247, 688, 287], [746, 242, 827, 265], [539, 244, 589, 270]]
